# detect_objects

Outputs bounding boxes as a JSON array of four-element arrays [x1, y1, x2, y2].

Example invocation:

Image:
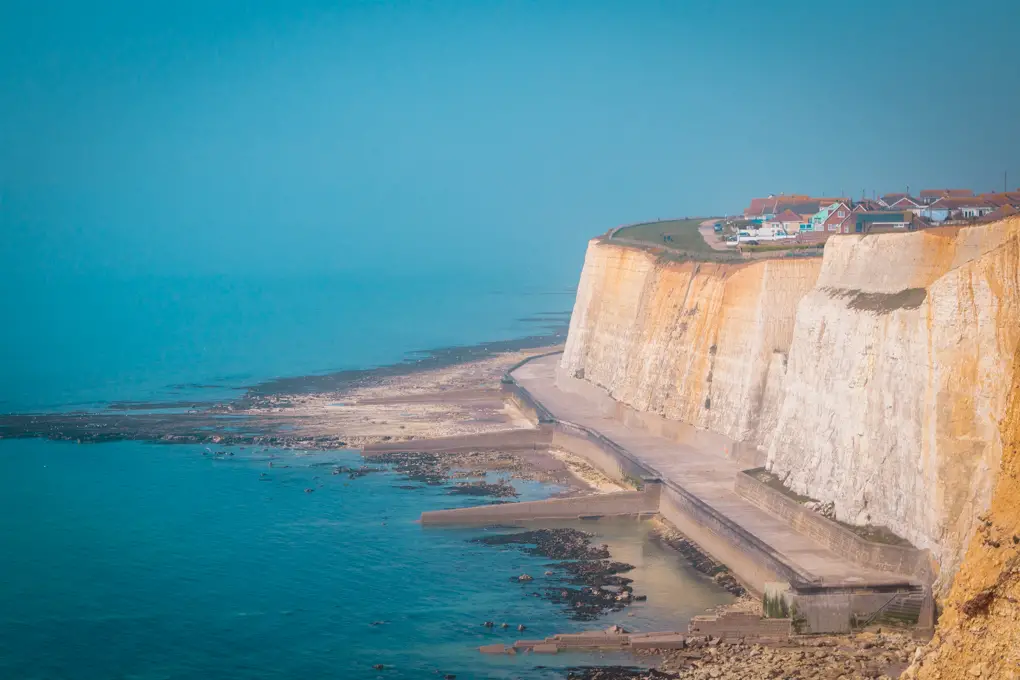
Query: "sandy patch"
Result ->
[[549, 449, 624, 492]]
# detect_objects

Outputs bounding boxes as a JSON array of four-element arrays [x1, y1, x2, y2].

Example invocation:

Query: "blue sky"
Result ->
[[2, 0, 1018, 283]]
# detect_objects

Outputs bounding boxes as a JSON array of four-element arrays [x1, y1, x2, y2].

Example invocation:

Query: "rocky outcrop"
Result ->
[[562, 219, 1020, 584]]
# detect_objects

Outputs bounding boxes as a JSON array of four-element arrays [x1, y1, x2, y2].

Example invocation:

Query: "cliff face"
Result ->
[[562, 219, 1020, 582], [561, 244, 821, 443], [906, 342, 1020, 679], [766, 223, 1020, 579]]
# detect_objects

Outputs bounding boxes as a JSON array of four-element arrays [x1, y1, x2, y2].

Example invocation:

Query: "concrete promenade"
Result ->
[[511, 354, 911, 588]]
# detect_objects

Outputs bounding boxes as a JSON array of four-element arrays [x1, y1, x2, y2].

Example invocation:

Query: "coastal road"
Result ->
[[698, 218, 731, 251], [512, 354, 911, 587]]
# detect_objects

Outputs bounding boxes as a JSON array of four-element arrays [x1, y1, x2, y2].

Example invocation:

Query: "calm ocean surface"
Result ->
[[0, 273, 574, 412], [0, 274, 732, 679]]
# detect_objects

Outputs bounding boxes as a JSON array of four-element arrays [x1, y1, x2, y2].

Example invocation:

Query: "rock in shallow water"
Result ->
[[472, 528, 636, 620]]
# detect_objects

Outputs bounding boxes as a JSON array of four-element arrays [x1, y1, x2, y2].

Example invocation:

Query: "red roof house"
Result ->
[[977, 192, 1020, 208], [764, 209, 806, 232], [853, 199, 884, 212], [889, 196, 923, 210], [977, 205, 1019, 223], [919, 189, 974, 204], [879, 193, 909, 207], [929, 197, 997, 219]]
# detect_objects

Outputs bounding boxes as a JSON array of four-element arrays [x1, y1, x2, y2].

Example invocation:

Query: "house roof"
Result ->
[[744, 198, 772, 217], [930, 197, 992, 209], [773, 209, 803, 223], [889, 196, 922, 208], [880, 193, 908, 204], [920, 188, 974, 199], [745, 194, 841, 217], [778, 200, 822, 215], [977, 192, 1020, 207], [978, 205, 1019, 223], [813, 202, 849, 218], [853, 199, 883, 211]]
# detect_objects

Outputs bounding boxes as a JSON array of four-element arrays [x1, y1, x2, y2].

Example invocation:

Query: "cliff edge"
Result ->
[[562, 219, 1020, 587]]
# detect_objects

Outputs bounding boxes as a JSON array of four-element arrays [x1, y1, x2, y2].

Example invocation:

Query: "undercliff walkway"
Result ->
[[511, 354, 911, 589]]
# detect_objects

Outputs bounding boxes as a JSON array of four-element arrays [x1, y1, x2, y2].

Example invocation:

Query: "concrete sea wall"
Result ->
[[656, 481, 810, 592], [734, 471, 934, 581], [416, 358, 929, 632]]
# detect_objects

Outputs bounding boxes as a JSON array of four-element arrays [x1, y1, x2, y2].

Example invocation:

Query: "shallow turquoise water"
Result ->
[[0, 274, 731, 678], [0, 439, 731, 679]]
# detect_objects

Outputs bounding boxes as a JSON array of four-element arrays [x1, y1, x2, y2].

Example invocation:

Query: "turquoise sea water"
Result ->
[[0, 440, 732, 679], [0, 273, 573, 412], [0, 275, 732, 678]]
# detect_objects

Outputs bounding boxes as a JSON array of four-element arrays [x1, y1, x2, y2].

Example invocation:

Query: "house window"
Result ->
[[837, 210, 845, 217]]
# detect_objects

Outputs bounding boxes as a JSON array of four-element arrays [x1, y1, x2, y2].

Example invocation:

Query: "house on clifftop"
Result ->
[[879, 193, 909, 207], [765, 209, 807, 233], [743, 194, 847, 222], [978, 205, 1019, 223], [809, 202, 852, 232], [919, 188, 974, 205], [887, 196, 925, 216], [841, 210, 925, 234]]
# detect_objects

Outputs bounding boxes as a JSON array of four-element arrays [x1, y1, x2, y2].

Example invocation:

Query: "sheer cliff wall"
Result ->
[[561, 219, 1020, 584], [907, 341, 1020, 679], [765, 222, 1020, 580], [561, 245, 822, 444]]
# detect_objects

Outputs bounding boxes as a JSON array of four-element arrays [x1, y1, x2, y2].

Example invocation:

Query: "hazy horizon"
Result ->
[[3, 0, 1019, 285]]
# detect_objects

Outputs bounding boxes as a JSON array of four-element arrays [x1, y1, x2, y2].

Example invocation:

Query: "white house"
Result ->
[[887, 196, 926, 217]]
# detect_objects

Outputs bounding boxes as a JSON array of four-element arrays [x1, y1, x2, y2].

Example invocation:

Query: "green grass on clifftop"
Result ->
[[612, 218, 711, 252]]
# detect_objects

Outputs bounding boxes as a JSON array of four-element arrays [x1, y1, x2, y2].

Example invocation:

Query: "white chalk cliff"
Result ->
[[561, 219, 1020, 584]]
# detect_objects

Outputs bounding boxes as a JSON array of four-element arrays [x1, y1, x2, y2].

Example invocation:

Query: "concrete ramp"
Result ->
[[420, 483, 660, 525], [362, 428, 549, 455]]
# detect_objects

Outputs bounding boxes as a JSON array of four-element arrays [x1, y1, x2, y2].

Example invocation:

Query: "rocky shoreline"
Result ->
[[473, 528, 648, 620], [371, 448, 590, 495], [649, 520, 745, 597], [561, 630, 920, 680], [0, 340, 564, 450]]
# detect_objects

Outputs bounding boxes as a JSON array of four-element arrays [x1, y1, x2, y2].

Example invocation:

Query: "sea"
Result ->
[[0, 273, 733, 679]]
